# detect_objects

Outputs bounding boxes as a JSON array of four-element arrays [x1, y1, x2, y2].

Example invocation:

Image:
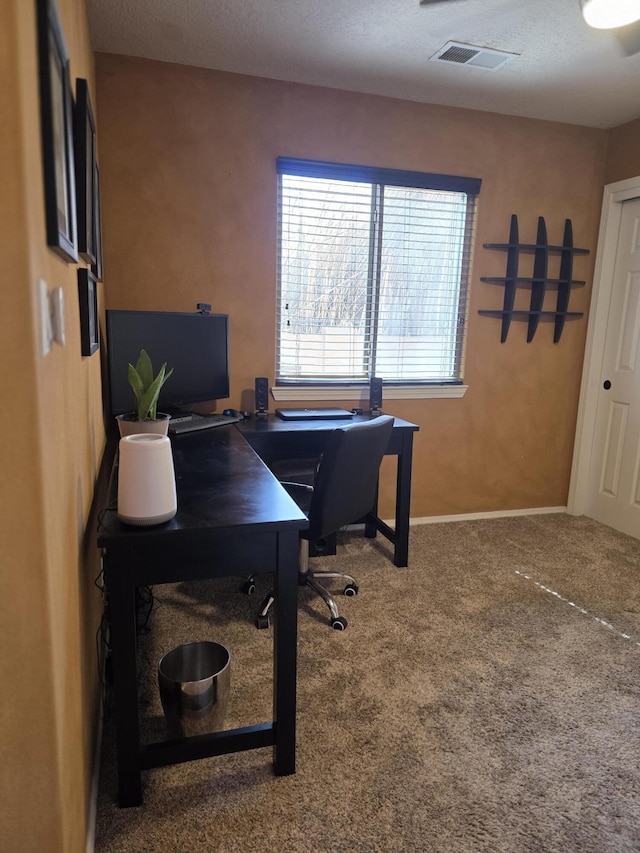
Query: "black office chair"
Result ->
[[250, 414, 395, 631]]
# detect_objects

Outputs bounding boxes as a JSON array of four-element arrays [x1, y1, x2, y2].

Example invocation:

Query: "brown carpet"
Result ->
[[94, 514, 640, 852]]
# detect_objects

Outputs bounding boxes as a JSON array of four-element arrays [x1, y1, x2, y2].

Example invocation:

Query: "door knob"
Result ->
[[603, 380, 611, 390]]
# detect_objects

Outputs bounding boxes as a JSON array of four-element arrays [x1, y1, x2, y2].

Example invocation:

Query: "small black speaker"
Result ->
[[255, 377, 269, 414], [369, 376, 383, 413]]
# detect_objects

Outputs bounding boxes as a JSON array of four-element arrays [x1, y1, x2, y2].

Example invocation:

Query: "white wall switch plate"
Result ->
[[51, 287, 65, 346], [38, 278, 52, 356]]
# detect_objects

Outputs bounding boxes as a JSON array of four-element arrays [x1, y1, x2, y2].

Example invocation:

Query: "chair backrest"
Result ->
[[307, 415, 395, 541]]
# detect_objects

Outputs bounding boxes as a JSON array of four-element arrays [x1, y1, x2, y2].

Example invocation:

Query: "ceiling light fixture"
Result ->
[[580, 0, 640, 30]]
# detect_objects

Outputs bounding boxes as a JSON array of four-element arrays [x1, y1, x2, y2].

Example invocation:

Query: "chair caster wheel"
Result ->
[[256, 615, 270, 630], [331, 616, 348, 630], [242, 581, 256, 595], [344, 583, 358, 596]]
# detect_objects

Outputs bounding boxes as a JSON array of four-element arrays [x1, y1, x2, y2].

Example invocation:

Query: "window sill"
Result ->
[[271, 385, 468, 401]]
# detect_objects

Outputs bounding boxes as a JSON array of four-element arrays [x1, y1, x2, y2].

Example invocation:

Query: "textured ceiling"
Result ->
[[87, 0, 640, 129]]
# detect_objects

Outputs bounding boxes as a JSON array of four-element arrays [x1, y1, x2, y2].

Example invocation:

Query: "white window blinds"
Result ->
[[277, 158, 480, 386]]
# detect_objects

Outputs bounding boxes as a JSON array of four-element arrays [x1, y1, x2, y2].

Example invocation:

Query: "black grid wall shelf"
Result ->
[[478, 215, 589, 343]]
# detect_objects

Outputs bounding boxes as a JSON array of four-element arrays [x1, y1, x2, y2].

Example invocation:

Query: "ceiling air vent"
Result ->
[[431, 41, 518, 71]]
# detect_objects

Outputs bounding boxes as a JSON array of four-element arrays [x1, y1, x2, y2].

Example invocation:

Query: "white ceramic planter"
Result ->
[[116, 412, 171, 438]]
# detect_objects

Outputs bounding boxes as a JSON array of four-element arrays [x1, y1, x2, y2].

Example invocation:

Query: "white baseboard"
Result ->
[[405, 506, 567, 526], [85, 680, 106, 853], [348, 506, 567, 533]]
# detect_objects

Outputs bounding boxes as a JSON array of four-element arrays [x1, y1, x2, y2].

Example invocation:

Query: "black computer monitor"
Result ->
[[106, 309, 230, 416]]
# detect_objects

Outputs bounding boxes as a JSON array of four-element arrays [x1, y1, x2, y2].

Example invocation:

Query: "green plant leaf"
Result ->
[[137, 363, 174, 420], [135, 349, 154, 390], [127, 363, 145, 404]]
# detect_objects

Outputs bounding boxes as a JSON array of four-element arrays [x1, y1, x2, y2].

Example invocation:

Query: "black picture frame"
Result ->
[[78, 268, 99, 356], [36, 0, 77, 262], [92, 164, 104, 281], [73, 78, 97, 264]]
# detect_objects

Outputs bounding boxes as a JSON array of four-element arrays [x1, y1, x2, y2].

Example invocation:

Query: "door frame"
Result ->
[[568, 175, 640, 516]]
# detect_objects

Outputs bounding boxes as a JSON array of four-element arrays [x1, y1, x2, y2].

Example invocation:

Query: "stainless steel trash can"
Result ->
[[158, 641, 231, 738]]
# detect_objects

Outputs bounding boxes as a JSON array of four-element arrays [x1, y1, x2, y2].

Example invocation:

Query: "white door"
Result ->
[[585, 196, 640, 536]]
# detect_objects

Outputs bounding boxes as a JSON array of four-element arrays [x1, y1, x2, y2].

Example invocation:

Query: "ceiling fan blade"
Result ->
[[419, 0, 467, 5], [614, 20, 640, 56]]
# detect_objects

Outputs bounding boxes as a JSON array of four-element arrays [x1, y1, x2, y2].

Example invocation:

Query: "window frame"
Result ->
[[275, 157, 481, 397]]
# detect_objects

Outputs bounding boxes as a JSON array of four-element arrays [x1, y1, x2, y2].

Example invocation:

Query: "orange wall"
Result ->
[[0, 10, 636, 849], [1, 1, 104, 851], [605, 117, 640, 185], [96, 54, 608, 517], [0, 14, 636, 849]]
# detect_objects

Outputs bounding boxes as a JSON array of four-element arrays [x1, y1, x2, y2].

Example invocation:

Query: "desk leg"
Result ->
[[364, 483, 379, 540], [106, 548, 143, 807], [394, 435, 414, 567], [272, 529, 299, 775]]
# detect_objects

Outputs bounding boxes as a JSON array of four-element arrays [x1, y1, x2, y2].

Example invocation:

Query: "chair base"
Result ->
[[246, 566, 358, 631]]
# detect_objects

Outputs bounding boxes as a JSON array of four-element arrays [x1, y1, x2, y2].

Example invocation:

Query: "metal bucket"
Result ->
[[158, 641, 231, 738]]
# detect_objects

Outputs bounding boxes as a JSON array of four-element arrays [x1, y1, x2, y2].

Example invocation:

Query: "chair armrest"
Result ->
[[280, 482, 314, 492]]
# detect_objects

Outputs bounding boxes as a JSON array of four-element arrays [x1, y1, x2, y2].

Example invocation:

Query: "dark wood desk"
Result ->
[[98, 426, 307, 807], [238, 412, 419, 567], [97, 412, 417, 807]]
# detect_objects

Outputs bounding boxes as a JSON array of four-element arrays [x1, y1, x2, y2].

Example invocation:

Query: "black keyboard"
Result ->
[[168, 413, 240, 435]]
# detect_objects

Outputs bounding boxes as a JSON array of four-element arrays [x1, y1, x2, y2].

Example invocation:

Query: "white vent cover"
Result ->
[[430, 41, 518, 71]]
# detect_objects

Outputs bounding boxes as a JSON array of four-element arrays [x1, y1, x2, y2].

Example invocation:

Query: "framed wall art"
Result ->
[[77, 268, 99, 356], [36, 0, 78, 262], [92, 164, 104, 281], [73, 78, 97, 264]]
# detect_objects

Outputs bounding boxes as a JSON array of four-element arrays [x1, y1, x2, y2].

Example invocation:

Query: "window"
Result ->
[[276, 158, 481, 389]]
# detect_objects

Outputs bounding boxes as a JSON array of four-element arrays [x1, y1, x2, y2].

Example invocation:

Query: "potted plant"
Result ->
[[116, 349, 174, 437]]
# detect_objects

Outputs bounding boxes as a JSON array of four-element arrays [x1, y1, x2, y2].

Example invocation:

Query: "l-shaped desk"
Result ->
[[98, 412, 418, 806]]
